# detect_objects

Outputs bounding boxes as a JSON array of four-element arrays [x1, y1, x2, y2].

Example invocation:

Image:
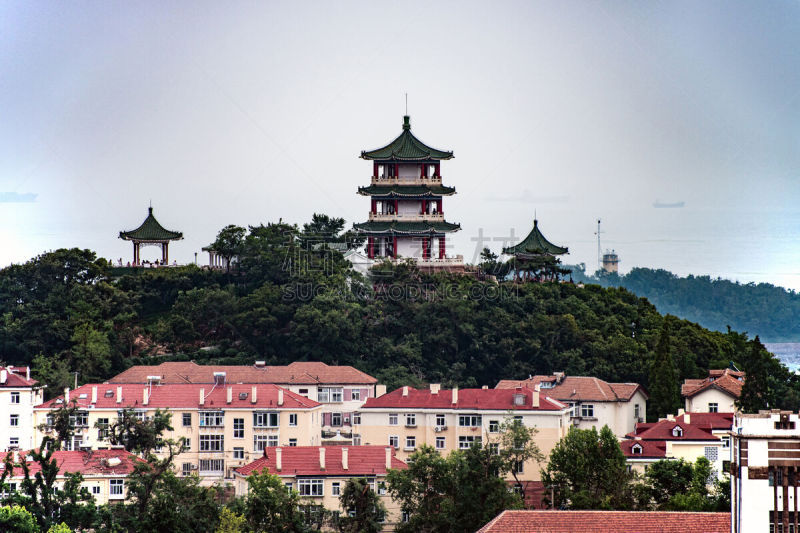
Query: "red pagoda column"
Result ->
[[421, 199, 426, 215], [393, 236, 398, 258], [394, 199, 399, 214], [371, 199, 377, 214], [367, 237, 374, 259], [439, 237, 445, 259], [437, 199, 442, 214]]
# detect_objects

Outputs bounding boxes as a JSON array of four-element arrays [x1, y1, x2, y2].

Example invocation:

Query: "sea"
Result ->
[[766, 343, 800, 373]]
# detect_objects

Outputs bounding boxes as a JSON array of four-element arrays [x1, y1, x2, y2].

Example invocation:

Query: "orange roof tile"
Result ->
[[3, 449, 140, 478], [497, 375, 646, 402], [0, 366, 37, 388], [108, 361, 376, 385], [625, 412, 732, 441], [235, 446, 407, 477], [36, 383, 320, 410], [477, 510, 731, 532], [681, 370, 743, 399], [362, 386, 566, 411]]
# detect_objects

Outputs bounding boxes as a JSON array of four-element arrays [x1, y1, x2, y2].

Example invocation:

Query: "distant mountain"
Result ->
[[567, 265, 800, 342]]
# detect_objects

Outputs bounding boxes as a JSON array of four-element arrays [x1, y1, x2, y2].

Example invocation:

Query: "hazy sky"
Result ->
[[2, 1, 799, 288]]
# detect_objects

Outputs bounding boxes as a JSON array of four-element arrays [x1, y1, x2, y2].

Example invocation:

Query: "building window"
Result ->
[[110, 479, 124, 497], [199, 435, 224, 452], [458, 415, 482, 427], [436, 414, 446, 427], [9, 414, 18, 427], [353, 412, 361, 425], [199, 459, 224, 473], [489, 443, 500, 455], [233, 447, 244, 460], [580, 404, 594, 418], [289, 438, 297, 447], [298, 388, 309, 397], [289, 413, 297, 426], [721, 436, 730, 448], [353, 434, 362, 446], [182, 463, 193, 476], [405, 436, 416, 450], [331, 413, 342, 426], [233, 418, 244, 438], [488, 420, 500, 433], [513, 460, 524, 474], [91, 485, 101, 495], [435, 437, 446, 450], [459, 436, 481, 449], [9, 437, 19, 448], [672, 426, 683, 437], [298, 479, 324, 497], [332, 481, 341, 496], [254, 435, 269, 451], [389, 414, 398, 426], [770, 469, 784, 486], [634, 404, 640, 419], [351, 389, 361, 401], [10, 392, 20, 404], [402, 511, 410, 523], [180, 437, 190, 451], [253, 412, 279, 428], [632, 444, 643, 455], [389, 435, 399, 449], [182, 413, 192, 426], [70, 411, 89, 427], [318, 387, 343, 403], [199, 411, 224, 427], [708, 403, 718, 413], [97, 418, 109, 440], [284, 482, 293, 491], [704, 446, 719, 462], [405, 414, 416, 427]]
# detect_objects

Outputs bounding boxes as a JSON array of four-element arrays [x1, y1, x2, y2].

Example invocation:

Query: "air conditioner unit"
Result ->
[[572, 419, 580, 426], [190, 464, 198, 470], [434, 426, 442, 433]]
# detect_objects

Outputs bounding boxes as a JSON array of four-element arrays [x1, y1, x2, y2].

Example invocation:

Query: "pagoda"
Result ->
[[503, 219, 569, 282], [353, 116, 461, 270], [119, 207, 183, 266]]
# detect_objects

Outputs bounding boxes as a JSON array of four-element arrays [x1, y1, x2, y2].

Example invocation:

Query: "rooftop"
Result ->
[[352, 220, 461, 235], [357, 184, 456, 197], [477, 510, 731, 533], [2, 449, 139, 478], [681, 368, 744, 399], [0, 366, 37, 388], [235, 445, 406, 477], [360, 116, 453, 161], [119, 207, 183, 242], [625, 412, 733, 441], [620, 439, 667, 459], [108, 361, 377, 385], [502, 219, 568, 257], [361, 386, 566, 411], [496, 374, 646, 402], [36, 383, 320, 410]]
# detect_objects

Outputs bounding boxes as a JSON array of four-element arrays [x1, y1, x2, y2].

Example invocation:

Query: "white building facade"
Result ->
[[0, 366, 42, 452]]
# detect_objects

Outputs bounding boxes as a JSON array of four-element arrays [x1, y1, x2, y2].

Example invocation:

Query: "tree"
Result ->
[[495, 417, 545, 492], [335, 478, 386, 533], [541, 425, 633, 509], [216, 507, 247, 533], [103, 408, 174, 455], [648, 320, 680, 421], [0, 505, 38, 533], [242, 470, 307, 533], [210, 225, 246, 272], [643, 458, 694, 508], [737, 336, 771, 412]]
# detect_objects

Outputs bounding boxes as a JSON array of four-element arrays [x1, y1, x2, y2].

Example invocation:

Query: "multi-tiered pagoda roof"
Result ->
[[503, 219, 568, 259], [360, 116, 454, 161]]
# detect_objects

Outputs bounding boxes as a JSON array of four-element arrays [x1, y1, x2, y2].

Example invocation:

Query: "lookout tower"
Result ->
[[353, 116, 462, 271], [503, 219, 569, 282], [602, 250, 619, 273], [119, 207, 183, 266]]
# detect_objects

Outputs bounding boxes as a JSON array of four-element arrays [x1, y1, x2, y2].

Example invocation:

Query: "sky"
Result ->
[[1, 1, 799, 288]]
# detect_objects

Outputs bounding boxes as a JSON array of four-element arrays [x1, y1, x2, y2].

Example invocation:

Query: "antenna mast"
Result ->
[[405, 93, 408, 115], [595, 219, 603, 272]]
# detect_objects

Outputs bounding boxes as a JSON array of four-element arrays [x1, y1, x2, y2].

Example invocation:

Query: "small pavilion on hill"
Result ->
[[119, 207, 183, 266], [503, 219, 569, 282]]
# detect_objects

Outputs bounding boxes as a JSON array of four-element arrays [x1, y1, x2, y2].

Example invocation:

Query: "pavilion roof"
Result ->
[[353, 220, 460, 235], [357, 184, 456, 197], [119, 207, 183, 242], [360, 116, 453, 161], [503, 219, 568, 256]]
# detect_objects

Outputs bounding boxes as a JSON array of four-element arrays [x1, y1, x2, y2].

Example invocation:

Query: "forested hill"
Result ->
[[567, 265, 800, 342], [1, 215, 797, 417]]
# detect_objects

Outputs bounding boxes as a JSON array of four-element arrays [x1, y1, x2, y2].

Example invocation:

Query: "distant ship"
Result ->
[[652, 200, 685, 208]]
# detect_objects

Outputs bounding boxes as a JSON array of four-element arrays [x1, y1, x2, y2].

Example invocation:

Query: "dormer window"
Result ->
[[632, 444, 643, 455], [540, 381, 554, 389], [672, 425, 683, 437]]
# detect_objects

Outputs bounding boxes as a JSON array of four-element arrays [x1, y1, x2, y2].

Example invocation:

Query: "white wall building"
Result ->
[[0, 366, 42, 452]]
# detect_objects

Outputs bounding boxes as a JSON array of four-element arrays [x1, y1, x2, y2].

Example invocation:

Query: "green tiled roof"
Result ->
[[119, 207, 183, 242], [353, 220, 461, 235], [357, 184, 456, 197], [360, 116, 453, 161], [503, 219, 568, 256]]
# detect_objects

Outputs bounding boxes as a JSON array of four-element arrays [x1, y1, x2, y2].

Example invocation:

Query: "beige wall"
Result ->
[[33, 404, 322, 484], [4, 474, 128, 506], [685, 388, 736, 413], [564, 391, 647, 438], [356, 409, 569, 482]]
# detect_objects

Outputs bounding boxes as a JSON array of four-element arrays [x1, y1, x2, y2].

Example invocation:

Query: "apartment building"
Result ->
[[622, 410, 732, 477], [357, 384, 570, 504], [108, 361, 381, 444], [682, 368, 743, 413], [233, 446, 407, 528], [496, 372, 648, 438], [1, 449, 138, 505], [731, 411, 800, 533], [0, 366, 42, 452], [33, 383, 322, 483]]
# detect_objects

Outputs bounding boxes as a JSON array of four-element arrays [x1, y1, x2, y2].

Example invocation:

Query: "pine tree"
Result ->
[[648, 320, 679, 421]]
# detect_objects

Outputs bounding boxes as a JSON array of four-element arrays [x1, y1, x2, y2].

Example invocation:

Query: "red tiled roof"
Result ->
[[477, 510, 731, 532], [496, 375, 647, 402], [108, 361, 377, 385], [626, 412, 729, 441], [2, 449, 139, 477], [36, 383, 320, 410], [620, 439, 666, 459], [235, 446, 407, 477], [681, 369, 744, 399], [0, 366, 37, 388], [362, 386, 566, 411]]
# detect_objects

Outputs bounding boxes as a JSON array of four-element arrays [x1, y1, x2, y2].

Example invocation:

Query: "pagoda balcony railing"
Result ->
[[371, 176, 443, 185], [369, 212, 444, 222], [386, 255, 464, 266]]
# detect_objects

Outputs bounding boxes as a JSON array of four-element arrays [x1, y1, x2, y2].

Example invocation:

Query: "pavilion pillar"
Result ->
[[437, 199, 442, 214], [133, 242, 139, 266], [368, 237, 374, 259], [393, 236, 397, 259], [163, 243, 168, 264], [421, 199, 426, 215], [373, 162, 377, 178], [439, 237, 445, 259], [371, 199, 377, 214], [394, 199, 399, 215]]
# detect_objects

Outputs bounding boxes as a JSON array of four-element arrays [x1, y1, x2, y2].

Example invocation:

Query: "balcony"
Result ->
[[371, 175, 443, 185], [368, 212, 444, 222]]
